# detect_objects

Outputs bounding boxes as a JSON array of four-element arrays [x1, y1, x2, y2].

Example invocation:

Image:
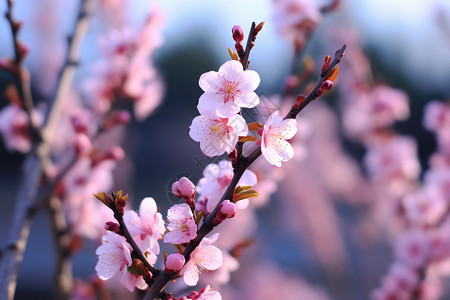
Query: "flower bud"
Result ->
[[105, 221, 120, 234], [220, 200, 236, 218], [74, 133, 92, 156], [232, 25, 244, 43], [172, 177, 195, 199], [165, 253, 185, 272]]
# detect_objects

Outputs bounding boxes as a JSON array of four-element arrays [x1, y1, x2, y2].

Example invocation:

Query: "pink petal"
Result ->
[[239, 69, 260, 92], [195, 245, 223, 270], [234, 91, 260, 108], [182, 261, 200, 286], [199, 71, 220, 92], [218, 60, 243, 82]]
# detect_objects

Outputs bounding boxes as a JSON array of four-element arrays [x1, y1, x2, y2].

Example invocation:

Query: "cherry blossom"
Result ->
[[95, 232, 131, 280], [197, 60, 260, 118], [260, 110, 298, 167], [343, 85, 410, 139], [185, 285, 222, 300], [0, 104, 42, 153], [164, 203, 197, 244], [197, 160, 257, 213], [123, 197, 165, 263], [181, 233, 223, 286], [189, 113, 248, 157], [395, 229, 430, 268], [403, 185, 447, 227], [272, 0, 322, 39]]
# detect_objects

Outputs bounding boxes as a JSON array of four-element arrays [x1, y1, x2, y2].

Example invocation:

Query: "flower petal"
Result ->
[[219, 60, 243, 82], [196, 245, 223, 270], [199, 71, 220, 92], [239, 69, 260, 92], [234, 91, 259, 108], [182, 261, 200, 286]]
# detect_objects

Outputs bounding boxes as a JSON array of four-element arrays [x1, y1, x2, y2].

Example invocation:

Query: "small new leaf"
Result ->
[[234, 185, 252, 195], [195, 210, 204, 226], [94, 192, 113, 209], [233, 190, 259, 202], [327, 65, 339, 82], [227, 47, 239, 61], [238, 135, 258, 143], [248, 122, 264, 131]]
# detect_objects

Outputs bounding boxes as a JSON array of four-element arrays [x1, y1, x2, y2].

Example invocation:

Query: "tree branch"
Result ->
[[0, 1, 95, 299], [143, 43, 346, 300]]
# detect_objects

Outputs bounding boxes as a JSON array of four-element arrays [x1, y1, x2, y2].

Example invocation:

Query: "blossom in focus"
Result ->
[[197, 160, 257, 213], [123, 197, 165, 263], [164, 203, 197, 244], [95, 232, 131, 281], [260, 110, 298, 167], [197, 60, 260, 118], [185, 285, 222, 300], [189, 113, 248, 157], [181, 233, 223, 286]]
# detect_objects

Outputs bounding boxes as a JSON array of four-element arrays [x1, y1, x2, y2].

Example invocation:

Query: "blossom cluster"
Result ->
[[189, 47, 298, 167]]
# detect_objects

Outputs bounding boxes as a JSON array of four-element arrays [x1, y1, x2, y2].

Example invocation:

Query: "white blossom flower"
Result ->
[[197, 60, 260, 118], [260, 111, 297, 167], [189, 113, 248, 157]]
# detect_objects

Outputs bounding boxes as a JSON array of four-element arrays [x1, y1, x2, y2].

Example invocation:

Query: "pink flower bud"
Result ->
[[232, 25, 244, 43], [165, 253, 185, 272], [172, 177, 195, 199], [220, 200, 236, 218], [71, 114, 89, 134], [105, 221, 120, 234], [104, 146, 125, 161], [74, 133, 92, 156]]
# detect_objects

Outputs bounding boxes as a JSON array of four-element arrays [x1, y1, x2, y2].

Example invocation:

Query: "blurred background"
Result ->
[[1, 0, 450, 299]]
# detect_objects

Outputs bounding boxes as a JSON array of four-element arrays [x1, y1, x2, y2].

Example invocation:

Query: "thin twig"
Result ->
[[4, 0, 40, 142]]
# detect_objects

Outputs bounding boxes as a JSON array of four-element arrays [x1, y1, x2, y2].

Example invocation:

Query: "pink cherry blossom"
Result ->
[[371, 262, 419, 300], [343, 85, 410, 139], [95, 231, 133, 281], [164, 203, 197, 244], [403, 185, 447, 227], [423, 101, 450, 132], [272, 0, 322, 39], [395, 229, 430, 268], [0, 104, 43, 153], [185, 285, 222, 300], [123, 197, 165, 263], [197, 160, 257, 213], [189, 113, 248, 157], [181, 233, 223, 286], [197, 60, 260, 118], [95, 232, 148, 292], [363, 135, 420, 191], [260, 110, 298, 167]]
